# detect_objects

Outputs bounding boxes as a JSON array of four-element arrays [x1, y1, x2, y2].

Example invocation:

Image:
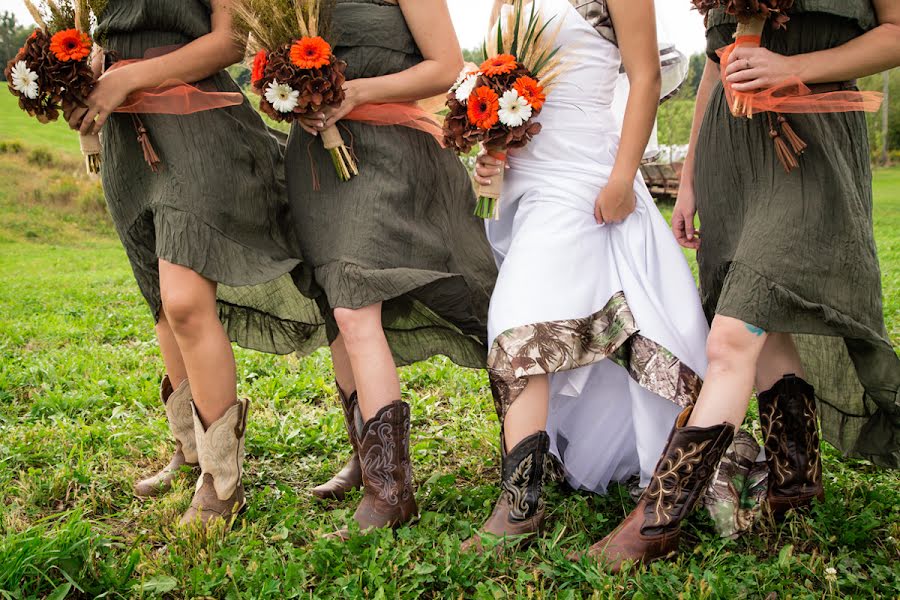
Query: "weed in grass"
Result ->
[[27, 148, 55, 168]]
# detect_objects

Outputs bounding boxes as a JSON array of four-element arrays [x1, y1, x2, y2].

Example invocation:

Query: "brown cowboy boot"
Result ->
[[179, 398, 249, 529], [462, 431, 550, 553], [758, 374, 825, 518], [331, 401, 418, 538], [585, 407, 734, 572], [134, 376, 199, 497], [312, 385, 363, 500]]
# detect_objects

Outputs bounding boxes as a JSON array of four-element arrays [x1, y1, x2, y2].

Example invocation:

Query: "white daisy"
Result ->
[[449, 69, 468, 92], [497, 89, 532, 128], [265, 80, 300, 113], [10, 61, 39, 100], [454, 73, 481, 104]]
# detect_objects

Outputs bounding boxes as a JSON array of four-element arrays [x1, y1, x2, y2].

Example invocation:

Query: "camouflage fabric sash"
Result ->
[[570, 0, 617, 46]]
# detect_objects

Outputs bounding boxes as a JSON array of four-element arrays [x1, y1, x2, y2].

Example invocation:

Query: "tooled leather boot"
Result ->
[[312, 384, 363, 500], [134, 376, 199, 497], [758, 374, 825, 518], [331, 401, 418, 538], [179, 398, 249, 529], [462, 431, 550, 553], [585, 407, 734, 572]]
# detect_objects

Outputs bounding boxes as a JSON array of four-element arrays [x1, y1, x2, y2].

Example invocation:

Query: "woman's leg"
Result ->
[[158, 259, 237, 428], [156, 312, 188, 388], [503, 375, 550, 451], [755, 332, 805, 392], [332, 303, 400, 421], [330, 334, 357, 397], [687, 315, 770, 428]]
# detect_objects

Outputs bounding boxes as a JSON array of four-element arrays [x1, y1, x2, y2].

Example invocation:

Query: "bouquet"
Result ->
[[691, 0, 794, 116], [234, 0, 357, 184], [4, 0, 101, 173], [443, 0, 562, 220]]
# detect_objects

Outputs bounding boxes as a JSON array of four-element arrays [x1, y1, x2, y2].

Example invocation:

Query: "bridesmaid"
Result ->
[[287, 0, 497, 535], [66, 0, 323, 529], [592, 0, 900, 570]]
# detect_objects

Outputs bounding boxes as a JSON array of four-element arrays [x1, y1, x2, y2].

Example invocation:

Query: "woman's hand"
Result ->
[[595, 176, 636, 225], [297, 79, 368, 136], [77, 67, 138, 135], [473, 151, 506, 187], [725, 46, 800, 92], [672, 181, 700, 250]]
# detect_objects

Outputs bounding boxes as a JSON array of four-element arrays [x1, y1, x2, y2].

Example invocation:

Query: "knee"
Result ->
[[161, 288, 205, 333], [333, 307, 381, 346], [706, 322, 759, 372]]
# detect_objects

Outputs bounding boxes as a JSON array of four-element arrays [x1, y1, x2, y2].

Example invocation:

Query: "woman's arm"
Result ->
[[76, 0, 245, 135], [594, 0, 661, 224], [726, 0, 900, 92], [300, 0, 463, 135], [672, 58, 719, 249]]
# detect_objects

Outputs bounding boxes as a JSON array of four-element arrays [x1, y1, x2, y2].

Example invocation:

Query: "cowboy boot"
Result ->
[[462, 431, 550, 552], [134, 376, 199, 497], [312, 385, 363, 500], [332, 401, 418, 538], [586, 407, 734, 572], [179, 398, 249, 528], [758, 374, 825, 518]]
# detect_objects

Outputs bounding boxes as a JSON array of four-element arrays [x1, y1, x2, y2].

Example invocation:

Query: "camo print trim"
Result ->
[[488, 291, 702, 420], [570, 0, 617, 46], [701, 430, 768, 539]]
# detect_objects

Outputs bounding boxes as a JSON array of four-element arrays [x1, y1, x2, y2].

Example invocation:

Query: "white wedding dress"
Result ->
[[486, 0, 710, 491]]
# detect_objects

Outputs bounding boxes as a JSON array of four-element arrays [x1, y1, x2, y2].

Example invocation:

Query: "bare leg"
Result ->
[[158, 259, 237, 429], [331, 334, 357, 396], [503, 375, 550, 451], [755, 332, 805, 392], [333, 303, 400, 421], [156, 312, 188, 388], [688, 315, 769, 429]]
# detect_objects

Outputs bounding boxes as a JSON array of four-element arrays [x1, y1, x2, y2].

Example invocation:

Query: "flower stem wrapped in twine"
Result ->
[[475, 149, 506, 220], [320, 125, 357, 182]]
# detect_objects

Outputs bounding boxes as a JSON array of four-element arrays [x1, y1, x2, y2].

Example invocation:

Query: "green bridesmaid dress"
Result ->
[[695, 1, 899, 468], [284, 0, 497, 368]]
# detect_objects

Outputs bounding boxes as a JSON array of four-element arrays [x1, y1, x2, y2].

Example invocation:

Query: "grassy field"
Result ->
[[1, 104, 899, 599]]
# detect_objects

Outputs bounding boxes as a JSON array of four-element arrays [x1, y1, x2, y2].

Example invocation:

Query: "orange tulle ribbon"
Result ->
[[105, 46, 244, 115], [718, 36, 883, 117], [345, 101, 446, 146]]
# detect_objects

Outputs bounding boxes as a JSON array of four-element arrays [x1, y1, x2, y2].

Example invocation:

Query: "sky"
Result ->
[[2, 0, 708, 55]]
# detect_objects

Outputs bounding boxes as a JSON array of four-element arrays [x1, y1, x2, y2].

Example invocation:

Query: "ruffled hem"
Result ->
[[488, 291, 703, 421], [314, 260, 489, 369]]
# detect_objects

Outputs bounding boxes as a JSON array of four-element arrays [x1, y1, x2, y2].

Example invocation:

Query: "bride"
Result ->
[[464, 0, 710, 550]]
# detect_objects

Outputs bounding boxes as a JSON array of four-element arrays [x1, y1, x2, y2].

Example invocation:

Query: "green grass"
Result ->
[[0, 92, 81, 158], [0, 137, 899, 597]]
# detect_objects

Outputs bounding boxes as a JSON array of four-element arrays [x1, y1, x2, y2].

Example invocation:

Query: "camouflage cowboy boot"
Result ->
[[331, 400, 418, 539], [462, 431, 550, 553], [758, 374, 825, 518], [312, 384, 363, 500], [585, 407, 734, 572], [134, 376, 199, 497], [179, 398, 249, 529]]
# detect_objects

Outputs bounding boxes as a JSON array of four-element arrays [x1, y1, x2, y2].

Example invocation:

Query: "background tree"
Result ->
[[0, 12, 30, 66]]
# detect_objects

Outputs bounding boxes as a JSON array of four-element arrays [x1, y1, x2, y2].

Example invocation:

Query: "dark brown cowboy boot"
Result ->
[[179, 398, 249, 529], [585, 407, 734, 572], [758, 374, 825, 518], [462, 431, 550, 553], [331, 401, 418, 538], [312, 385, 363, 500], [134, 376, 199, 497]]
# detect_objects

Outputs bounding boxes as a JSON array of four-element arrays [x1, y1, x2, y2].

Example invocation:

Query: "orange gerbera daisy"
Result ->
[[290, 36, 332, 70], [467, 86, 500, 130], [480, 54, 517, 77], [49, 29, 92, 62], [251, 50, 268, 85], [513, 76, 546, 110]]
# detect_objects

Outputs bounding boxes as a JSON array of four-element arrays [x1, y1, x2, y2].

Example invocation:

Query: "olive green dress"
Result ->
[[284, 0, 497, 368], [696, 1, 899, 468], [96, 0, 326, 356]]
